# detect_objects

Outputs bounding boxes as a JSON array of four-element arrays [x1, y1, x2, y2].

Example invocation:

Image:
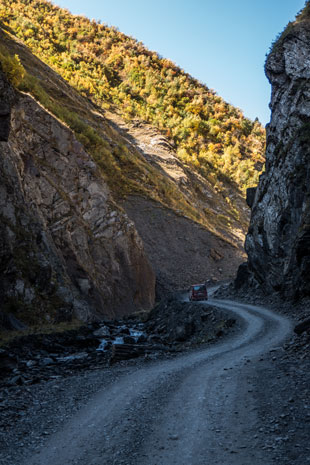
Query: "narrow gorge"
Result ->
[[1, 2, 310, 465]]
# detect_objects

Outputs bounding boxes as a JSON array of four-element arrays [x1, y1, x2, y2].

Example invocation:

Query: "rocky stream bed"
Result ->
[[0, 299, 237, 389]]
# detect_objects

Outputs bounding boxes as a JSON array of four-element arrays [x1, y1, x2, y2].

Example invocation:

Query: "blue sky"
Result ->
[[55, 0, 306, 125]]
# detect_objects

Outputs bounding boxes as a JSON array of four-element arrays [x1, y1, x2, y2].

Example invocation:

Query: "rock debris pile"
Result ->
[[144, 298, 237, 346]]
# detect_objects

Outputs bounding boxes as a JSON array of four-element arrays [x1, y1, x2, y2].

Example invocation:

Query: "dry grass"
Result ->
[[0, 319, 84, 347]]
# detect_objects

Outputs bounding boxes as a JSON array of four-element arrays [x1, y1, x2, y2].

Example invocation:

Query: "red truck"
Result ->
[[189, 284, 208, 301]]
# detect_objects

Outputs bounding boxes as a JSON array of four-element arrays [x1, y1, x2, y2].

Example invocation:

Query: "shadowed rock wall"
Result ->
[[0, 69, 155, 325], [245, 20, 310, 299]]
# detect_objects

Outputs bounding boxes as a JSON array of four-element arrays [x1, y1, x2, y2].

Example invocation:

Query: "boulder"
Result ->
[[294, 318, 310, 335], [234, 262, 251, 290], [0, 350, 17, 374], [0, 313, 27, 331], [93, 326, 111, 338], [123, 335, 136, 344]]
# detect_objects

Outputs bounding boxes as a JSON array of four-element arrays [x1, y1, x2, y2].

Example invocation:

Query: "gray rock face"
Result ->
[[0, 70, 155, 324], [245, 21, 310, 299]]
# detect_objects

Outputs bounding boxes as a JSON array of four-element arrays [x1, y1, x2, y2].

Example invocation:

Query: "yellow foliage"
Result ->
[[0, 47, 25, 87], [0, 0, 266, 191]]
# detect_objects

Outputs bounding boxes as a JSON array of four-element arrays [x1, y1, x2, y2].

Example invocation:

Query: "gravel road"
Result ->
[[19, 299, 292, 465]]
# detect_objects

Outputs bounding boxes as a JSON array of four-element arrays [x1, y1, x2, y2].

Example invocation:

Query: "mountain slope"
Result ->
[[0, 29, 247, 298], [0, 0, 266, 323], [0, 0, 265, 193], [0, 27, 247, 240]]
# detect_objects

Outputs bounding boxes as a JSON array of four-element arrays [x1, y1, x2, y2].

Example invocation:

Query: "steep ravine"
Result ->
[[0, 68, 155, 325], [244, 16, 310, 299]]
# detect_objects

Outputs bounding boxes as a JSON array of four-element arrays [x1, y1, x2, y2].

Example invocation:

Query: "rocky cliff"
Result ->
[[244, 11, 310, 299], [0, 68, 155, 326]]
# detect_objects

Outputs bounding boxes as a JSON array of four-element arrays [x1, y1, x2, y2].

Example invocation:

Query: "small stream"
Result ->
[[96, 322, 147, 352]]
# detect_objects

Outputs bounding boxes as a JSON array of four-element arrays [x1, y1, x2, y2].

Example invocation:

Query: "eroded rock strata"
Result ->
[[245, 18, 310, 299], [0, 69, 155, 325]]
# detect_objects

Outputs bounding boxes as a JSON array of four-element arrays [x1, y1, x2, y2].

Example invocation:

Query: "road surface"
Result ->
[[23, 299, 292, 465]]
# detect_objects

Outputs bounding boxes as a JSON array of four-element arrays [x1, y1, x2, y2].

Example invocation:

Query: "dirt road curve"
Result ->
[[23, 299, 292, 465]]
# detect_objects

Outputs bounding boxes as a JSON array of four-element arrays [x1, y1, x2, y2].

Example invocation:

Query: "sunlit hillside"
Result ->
[[0, 0, 265, 192]]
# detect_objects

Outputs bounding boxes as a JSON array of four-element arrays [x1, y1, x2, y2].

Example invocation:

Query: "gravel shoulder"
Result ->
[[1, 298, 302, 465]]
